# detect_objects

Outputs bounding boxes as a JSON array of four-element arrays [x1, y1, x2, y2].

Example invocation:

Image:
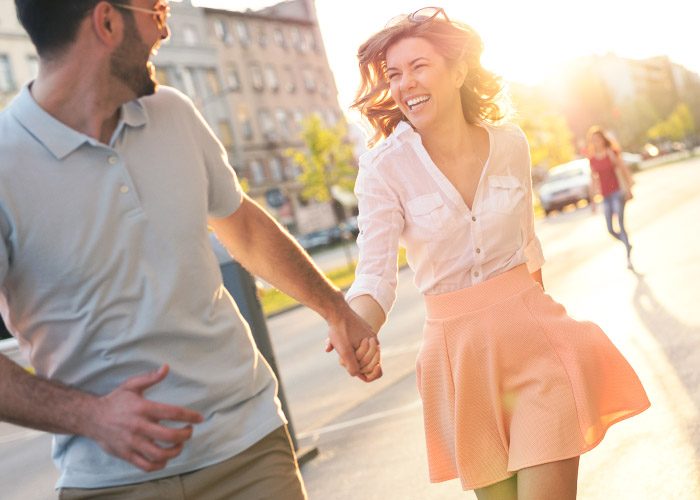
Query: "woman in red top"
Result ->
[[587, 126, 634, 268]]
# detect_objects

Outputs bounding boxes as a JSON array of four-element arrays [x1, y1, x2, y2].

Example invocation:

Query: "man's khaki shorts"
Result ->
[[59, 425, 307, 499]]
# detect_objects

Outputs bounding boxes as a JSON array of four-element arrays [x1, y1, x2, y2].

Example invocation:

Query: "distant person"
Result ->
[[0, 1, 378, 498], [341, 7, 650, 499], [587, 126, 635, 268]]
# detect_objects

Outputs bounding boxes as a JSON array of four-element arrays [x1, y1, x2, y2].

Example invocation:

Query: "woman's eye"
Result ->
[[387, 73, 399, 80]]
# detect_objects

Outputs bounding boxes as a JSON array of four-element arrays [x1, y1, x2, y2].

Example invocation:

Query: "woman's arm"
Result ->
[[348, 294, 386, 334]]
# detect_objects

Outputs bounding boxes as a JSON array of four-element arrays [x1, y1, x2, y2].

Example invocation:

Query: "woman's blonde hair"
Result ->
[[351, 13, 507, 146]]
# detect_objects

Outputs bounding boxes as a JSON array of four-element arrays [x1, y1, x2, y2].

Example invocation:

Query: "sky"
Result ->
[[192, 0, 700, 113]]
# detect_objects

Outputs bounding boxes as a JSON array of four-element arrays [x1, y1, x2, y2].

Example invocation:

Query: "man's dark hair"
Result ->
[[15, 1, 123, 58]]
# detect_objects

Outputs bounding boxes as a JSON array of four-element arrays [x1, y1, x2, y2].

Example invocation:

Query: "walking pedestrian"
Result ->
[[344, 8, 650, 499], [587, 126, 635, 268]]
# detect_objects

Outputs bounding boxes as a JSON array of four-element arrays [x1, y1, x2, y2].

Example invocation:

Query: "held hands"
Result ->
[[325, 306, 383, 382], [89, 365, 203, 472]]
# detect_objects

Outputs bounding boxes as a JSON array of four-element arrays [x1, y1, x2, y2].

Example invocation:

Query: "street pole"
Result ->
[[211, 234, 318, 464]]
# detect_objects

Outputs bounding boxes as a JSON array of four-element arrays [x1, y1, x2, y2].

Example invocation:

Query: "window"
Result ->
[[284, 67, 296, 93], [154, 65, 172, 86], [275, 109, 288, 138], [301, 68, 316, 92], [249, 160, 265, 185], [238, 106, 254, 141], [181, 67, 198, 98], [325, 109, 338, 125], [258, 26, 268, 48], [235, 20, 251, 46], [225, 63, 241, 91], [290, 27, 302, 51], [318, 71, 330, 97], [258, 109, 276, 141], [273, 27, 286, 49], [285, 158, 301, 179], [214, 19, 234, 45], [205, 68, 221, 97], [293, 109, 304, 128], [0, 55, 15, 93], [250, 64, 264, 91], [26, 55, 38, 80], [269, 157, 283, 182], [218, 121, 234, 149], [182, 25, 199, 46], [264, 65, 279, 92], [307, 31, 318, 53]]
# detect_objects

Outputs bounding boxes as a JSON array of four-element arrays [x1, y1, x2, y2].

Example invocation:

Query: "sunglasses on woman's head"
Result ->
[[385, 6, 450, 28]]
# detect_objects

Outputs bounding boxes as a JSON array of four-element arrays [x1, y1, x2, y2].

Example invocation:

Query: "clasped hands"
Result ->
[[326, 335, 382, 382]]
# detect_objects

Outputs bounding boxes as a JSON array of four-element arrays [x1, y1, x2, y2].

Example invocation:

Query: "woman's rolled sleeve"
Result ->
[[345, 163, 404, 317]]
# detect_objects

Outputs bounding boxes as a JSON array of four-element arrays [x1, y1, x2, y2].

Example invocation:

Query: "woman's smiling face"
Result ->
[[385, 36, 465, 132]]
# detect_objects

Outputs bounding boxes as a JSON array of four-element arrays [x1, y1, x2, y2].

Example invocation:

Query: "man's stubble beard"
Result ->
[[110, 14, 158, 98]]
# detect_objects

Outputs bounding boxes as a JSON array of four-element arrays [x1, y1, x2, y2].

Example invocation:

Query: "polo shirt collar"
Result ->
[[9, 84, 148, 160]]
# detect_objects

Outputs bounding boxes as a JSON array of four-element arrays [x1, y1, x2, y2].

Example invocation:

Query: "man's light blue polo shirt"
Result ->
[[0, 85, 285, 488]]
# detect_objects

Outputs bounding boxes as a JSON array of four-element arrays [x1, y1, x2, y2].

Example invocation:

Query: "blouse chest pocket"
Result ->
[[486, 175, 525, 214], [405, 192, 452, 238]]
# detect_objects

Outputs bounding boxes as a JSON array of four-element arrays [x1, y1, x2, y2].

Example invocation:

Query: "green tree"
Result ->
[[647, 103, 696, 142], [510, 84, 576, 169], [285, 113, 357, 221]]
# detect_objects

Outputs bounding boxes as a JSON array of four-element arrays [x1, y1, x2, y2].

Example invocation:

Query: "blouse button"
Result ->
[[471, 216, 477, 222], [476, 248, 481, 254], [473, 271, 480, 278]]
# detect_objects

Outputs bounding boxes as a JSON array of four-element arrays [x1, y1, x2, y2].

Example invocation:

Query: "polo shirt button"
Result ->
[[120, 185, 129, 194], [476, 248, 481, 254], [108, 155, 118, 165], [473, 271, 480, 277], [472, 216, 477, 222]]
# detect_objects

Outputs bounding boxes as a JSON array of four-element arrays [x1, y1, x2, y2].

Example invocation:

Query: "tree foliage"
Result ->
[[285, 114, 357, 203], [647, 103, 696, 142], [510, 84, 576, 169]]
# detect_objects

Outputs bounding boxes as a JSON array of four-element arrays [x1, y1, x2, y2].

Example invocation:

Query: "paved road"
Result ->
[[1, 157, 698, 499], [297, 157, 700, 499]]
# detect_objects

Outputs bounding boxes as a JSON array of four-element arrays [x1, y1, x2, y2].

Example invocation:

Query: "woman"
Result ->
[[343, 8, 650, 499], [587, 126, 635, 268]]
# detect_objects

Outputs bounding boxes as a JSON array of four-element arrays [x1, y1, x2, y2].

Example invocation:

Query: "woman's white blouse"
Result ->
[[345, 121, 545, 316]]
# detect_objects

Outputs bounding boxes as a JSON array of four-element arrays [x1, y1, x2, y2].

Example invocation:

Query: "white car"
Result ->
[[537, 159, 592, 215]]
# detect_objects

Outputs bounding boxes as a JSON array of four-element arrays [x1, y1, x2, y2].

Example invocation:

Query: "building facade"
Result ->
[[0, 0, 345, 234]]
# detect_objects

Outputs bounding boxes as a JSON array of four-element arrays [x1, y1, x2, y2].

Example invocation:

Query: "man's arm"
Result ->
[[0, 356, 203, 471], [208, 195, 377, 379]]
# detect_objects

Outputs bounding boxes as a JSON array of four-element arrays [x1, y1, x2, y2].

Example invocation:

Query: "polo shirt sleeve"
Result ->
[[185, 97, 243, 218]]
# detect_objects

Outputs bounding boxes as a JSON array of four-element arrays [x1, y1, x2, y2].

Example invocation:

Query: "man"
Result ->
[[0, 1, 381, 498]]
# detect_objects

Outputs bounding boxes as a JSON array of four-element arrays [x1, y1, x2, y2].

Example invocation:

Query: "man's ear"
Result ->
[[91, 1, 122, 48]]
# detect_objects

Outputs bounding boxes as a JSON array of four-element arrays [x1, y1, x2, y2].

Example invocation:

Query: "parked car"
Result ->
[[296, 228, 342, 252], [621, 152, 643, 171], [537, 159, 591, 216]]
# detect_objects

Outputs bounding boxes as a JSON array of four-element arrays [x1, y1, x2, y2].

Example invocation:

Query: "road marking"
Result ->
[[0, 428, 45, 445], [380, 341, 421, 359], [297, 399, 422, 440]]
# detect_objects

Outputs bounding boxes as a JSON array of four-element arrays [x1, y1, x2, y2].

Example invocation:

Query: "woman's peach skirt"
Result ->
[[417, 264, 650, 490]]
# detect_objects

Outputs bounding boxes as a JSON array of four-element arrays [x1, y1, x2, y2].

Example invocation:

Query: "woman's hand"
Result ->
[[326, 336, 383, 382]]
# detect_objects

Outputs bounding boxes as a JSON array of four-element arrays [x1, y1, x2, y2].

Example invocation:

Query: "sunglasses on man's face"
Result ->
[[111, 2, 171, 30]]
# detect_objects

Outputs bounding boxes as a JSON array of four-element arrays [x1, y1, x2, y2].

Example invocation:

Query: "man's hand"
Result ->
[[325, 310, 382, 382], [88, 365, 204, 472]]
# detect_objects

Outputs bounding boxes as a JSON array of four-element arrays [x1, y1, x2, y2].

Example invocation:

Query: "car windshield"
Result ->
[[546, 168, 587, 183]]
